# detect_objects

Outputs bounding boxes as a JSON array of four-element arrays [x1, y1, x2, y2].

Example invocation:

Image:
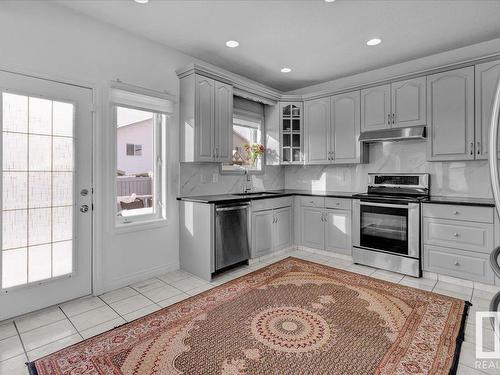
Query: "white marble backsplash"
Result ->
[[179, 163, 285, 196], [285, 141, 492, 198]]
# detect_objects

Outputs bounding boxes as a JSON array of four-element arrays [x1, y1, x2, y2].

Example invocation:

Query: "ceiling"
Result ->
[[56, 0, 500, 92]]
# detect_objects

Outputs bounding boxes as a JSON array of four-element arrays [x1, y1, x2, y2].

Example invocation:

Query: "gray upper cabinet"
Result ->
[[180, 73, 233, 162], [361, 84, 391, 132], [280, 102, 303, 164], [391, 77, 426, 128], [304, 98, 330, 164], [426, 67, 475, 161], [303, 91, 362, 165], [332, 91, 361, 164], [214, 81, 233, 163], [475, 59, 500, 160]]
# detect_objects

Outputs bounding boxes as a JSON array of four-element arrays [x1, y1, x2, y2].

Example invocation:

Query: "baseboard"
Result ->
[[98, 262, 180, 295], [298, 246, 354, 262]]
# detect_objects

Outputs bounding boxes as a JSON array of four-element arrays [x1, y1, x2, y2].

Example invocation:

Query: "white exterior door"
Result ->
[[0, 71, 92, 320]]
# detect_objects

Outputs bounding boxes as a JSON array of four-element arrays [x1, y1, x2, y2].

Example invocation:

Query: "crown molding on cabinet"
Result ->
[[177, 52, 500, 106]]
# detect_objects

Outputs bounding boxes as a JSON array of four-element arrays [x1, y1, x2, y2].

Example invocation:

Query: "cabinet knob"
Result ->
[[453, 232, 459, 237], [453, 210, 459, 215], [454, 260, 460, 266], [387, 114, 391, 125]]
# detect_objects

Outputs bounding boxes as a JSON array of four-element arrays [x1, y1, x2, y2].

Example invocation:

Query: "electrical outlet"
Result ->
[[212, 173, 219, 183]]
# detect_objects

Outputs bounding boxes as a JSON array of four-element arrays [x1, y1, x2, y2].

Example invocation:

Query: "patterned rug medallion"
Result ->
[[29, 258, 469, 375]]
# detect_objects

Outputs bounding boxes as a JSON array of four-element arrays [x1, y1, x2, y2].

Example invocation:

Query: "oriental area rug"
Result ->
[[29, 257, 469, 375]]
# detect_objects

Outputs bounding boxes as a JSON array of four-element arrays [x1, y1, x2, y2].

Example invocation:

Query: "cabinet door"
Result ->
[[475, 60, 500, 160], [301, 207, 325, 250], [361, 84, 391, 132], [325, 209, 351, 255], [391, 77, 426, 128], [332, 91, 361, 164], [214, 81, 233, 163], [195, 75, 215, 161], [274, 207, 292, 250], [304, 98, 330, 164], [427, 67, 475, 161], [280, 102, 303, 164], [251, 210, 274, 257]]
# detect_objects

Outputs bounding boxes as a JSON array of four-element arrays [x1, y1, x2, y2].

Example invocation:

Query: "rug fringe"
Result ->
[[449, 300, 472, 375], [26, 361, 39, 375]]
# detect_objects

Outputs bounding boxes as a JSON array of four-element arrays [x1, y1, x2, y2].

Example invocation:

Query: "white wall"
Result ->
[[0, 1, 206, 293]]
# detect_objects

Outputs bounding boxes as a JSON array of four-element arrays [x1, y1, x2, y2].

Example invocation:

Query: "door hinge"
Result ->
[[89, 103, 97, 113]]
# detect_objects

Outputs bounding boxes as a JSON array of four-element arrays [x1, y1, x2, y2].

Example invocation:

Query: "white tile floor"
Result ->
[[0, 249, 497, 375]]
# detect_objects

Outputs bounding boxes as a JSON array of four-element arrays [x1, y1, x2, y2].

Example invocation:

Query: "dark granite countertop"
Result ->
[[423, 196, 495, 207], [176, 189, 360, 204], [177, 190, 496, 207]]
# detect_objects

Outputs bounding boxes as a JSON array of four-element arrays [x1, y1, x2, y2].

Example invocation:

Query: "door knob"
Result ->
[[80, 205, 89, 213], [80, 189, 89, 196]]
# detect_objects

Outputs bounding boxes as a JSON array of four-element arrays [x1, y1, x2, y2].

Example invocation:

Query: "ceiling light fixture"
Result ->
[[134, 0, 149, 3], [324, 0, 336, 2], [366, 38, 382, 46], [225, 40, 239, 48], [281, 68, 292, 73]]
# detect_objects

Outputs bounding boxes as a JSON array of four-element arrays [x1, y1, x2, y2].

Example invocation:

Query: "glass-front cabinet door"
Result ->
[[280, 102, 302, 164]]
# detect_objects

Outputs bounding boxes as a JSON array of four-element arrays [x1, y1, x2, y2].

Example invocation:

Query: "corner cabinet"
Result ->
[[426, 67, 475, 161], [180, 73, 233, 162], [280, 102, 303, 164], [304, 91, 364, 165]]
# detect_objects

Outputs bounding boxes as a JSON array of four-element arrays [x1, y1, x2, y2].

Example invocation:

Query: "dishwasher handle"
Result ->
[[216, 204, 250, 212]]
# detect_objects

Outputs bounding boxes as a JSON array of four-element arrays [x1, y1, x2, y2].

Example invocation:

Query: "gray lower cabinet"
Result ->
[[325, 209, 351, 255], [301, 205, 352, 255], [251, 206, 292, 258], [302, 207, 325, 249]]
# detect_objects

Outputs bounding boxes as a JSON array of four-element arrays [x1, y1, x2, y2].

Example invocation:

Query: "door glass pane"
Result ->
[[1, 92, 74, 289]]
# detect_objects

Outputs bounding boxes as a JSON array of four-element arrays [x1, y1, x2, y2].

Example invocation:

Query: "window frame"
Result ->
[[111, 101, 168, 228], [220, 109, 266, 175]]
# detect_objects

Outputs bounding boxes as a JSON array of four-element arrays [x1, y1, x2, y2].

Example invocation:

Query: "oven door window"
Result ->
[[360, 204, 408, 255]]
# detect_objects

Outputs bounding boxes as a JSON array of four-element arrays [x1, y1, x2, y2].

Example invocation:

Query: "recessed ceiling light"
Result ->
[[281, 68, 292, 73], [366, 38, 382, 46], [324, 0, 336, 2], [225, 40, 239, 48], [134, 0, 149, 3]]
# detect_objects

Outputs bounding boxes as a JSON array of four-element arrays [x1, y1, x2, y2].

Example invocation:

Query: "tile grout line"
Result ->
[[57, 307, 83, 341], [11, 321, 29, 363], [96, 296, 127, 321]]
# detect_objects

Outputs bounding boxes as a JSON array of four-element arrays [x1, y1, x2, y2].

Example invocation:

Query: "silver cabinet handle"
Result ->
[[470, 142, 474, 155], [80, 189, 89, 196], [454, 260, 460, 266], [80, 205, 89, 213], [387, 114, 391, 125], [477, 141, 481, 155], [453, 210, 459, 215], [453, 232, 459, 237], [392, 113, 395, 124]]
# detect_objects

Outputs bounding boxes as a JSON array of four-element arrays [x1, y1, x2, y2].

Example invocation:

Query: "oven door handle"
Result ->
[[359, 201, 409, 209]]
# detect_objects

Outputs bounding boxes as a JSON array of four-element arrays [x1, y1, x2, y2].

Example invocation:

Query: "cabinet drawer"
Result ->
[[423, 218, 493, 254], [252, 197, 292, 212], [423, 245, 494, 284], [422, 203, 493, 223], [300, 196, 325, 208], [325, 197, 351, 210]]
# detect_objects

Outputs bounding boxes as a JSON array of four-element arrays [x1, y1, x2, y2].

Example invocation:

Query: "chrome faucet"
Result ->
[[242, 169, 252, 193]]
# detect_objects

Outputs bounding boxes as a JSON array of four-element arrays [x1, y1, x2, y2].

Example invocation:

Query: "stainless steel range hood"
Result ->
[[359, 125, 426, 143]]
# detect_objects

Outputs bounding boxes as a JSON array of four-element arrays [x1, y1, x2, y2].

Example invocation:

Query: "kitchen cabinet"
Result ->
[[391, 77, 427, 128], [251, 201, 292, 258], [180, 73, 233, 162], [426, 66, 475, 161], [304, 91, 363, 165], [304, 98, 330, 164], [300, 199, 352, 255], [361, 84, 391, 131], [280, 102, 303, 164], [475, 59, 500, 160], [361, 78, 426, 132], [325, 208, 351, 255]]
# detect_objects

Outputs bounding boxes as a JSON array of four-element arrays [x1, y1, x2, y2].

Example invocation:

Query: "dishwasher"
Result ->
[[214, 202, 250, 272]]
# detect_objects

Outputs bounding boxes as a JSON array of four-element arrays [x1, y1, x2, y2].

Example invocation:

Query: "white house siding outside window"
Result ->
[[111, 86, 172, 225]]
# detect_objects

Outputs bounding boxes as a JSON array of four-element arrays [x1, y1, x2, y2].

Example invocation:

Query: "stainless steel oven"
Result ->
[[352, 173, 429, 277]]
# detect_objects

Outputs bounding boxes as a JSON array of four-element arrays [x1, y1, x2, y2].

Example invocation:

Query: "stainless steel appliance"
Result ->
[[214, 202, 250, 272], [352, 173, 430, 277]]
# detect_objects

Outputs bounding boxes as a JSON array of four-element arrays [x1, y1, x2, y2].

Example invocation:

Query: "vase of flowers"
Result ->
[[243, 143, 265, 167]]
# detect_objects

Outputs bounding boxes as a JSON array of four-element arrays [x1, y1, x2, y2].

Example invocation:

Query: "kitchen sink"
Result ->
[[233, 192, 281, 197]]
